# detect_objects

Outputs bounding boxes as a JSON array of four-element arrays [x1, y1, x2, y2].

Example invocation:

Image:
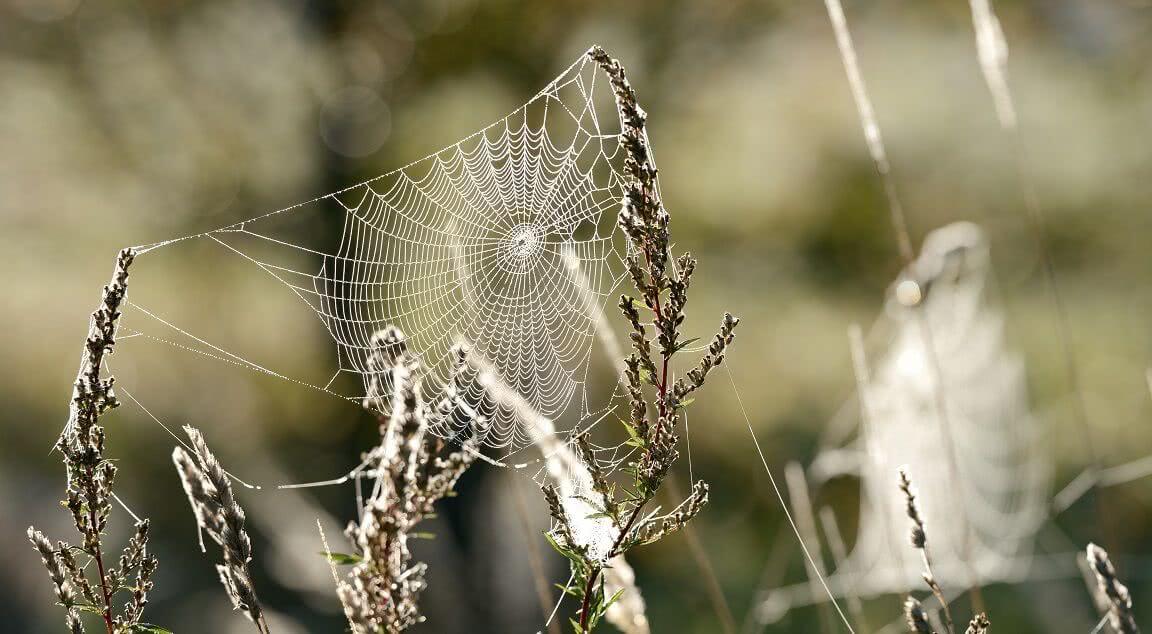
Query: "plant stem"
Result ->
[[577, 242, 671, 631], [920, 550, 954, 634], [577, 569, 599, 632], [93, 544, 114, 632], [87, 464, 115, 633]]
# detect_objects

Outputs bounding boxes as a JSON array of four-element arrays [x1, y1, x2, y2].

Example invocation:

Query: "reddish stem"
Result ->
[[86, 465, 115, 633], [578, 241, 671, 632]]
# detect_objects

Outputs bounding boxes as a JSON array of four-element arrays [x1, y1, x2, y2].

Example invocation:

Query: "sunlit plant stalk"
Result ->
[[334, 327, 486, 633], [540, 46, 740, 633], [173, 426, 269, 633], [29, 248, 167, 634], [898, 467, 993, 634]]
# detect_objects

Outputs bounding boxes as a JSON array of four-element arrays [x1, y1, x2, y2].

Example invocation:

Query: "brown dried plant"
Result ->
[[1086, 543, 1140, 634], [333, 327, 486, 633], [173, 426, 268, 632], [539, 46, 740, 633], [28, 248, 166, 634], [898, 466, 992, 634]]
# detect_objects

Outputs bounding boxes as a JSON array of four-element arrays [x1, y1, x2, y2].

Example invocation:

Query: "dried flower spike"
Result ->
[[904, 596, 933, 633], [337, 327, 485, 633], [541, 46, 738, 633], [28, 528, 77, 610], [965, 613, 990, 634], [1086, 543, 1140, 634], [30, 248, 165, 634], [898, 466, 927, 550], [897, 466, 953, 634], [173, 426, 268, 633]]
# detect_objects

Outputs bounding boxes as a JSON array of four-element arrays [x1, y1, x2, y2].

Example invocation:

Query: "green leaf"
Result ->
[[543, 531, 582, 564], [543, 531, 566, 554], [675, 397, 695, 410], [556, 583, 584, 599], [410, 532, 436, 540], [604, 587, 626, 610], [672, 337, 700, 353], [618, 419, 640, 441], [320, 551, 362, 565], [131, 625, 174, 634]]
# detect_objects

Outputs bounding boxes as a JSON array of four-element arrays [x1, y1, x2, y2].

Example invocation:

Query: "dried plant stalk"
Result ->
[[29, 248, 164, 634], [819, 506, 868, 632], [466, 350, 650, 634], [899, 466, 954, 634], [904, 596, 933, 634], [965, 613, 991, 634], [539, 45, 739, 632], [173, 426, 268, 632], [336, 327, 485, 633], [1086, 543, 1140, 634]]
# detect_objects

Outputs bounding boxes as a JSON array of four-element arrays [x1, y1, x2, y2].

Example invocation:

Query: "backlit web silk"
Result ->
[[848, 222, 1050, 594], [758, 223, 1051, 620], [125, 50, 633, 454]]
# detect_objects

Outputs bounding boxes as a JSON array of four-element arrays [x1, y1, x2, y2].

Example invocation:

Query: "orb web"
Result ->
[[758, 223, 1053, 618], [841, 223, 1050, 598], [123, 50, 634, 455]]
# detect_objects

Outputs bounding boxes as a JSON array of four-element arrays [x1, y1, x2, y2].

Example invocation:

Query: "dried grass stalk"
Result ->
[[336, 327, 484, 633], [467, 350, 650, 634], [1086, 543, 1140, 634], [30, 248, 163, 634], [173, 426, 268, 632]]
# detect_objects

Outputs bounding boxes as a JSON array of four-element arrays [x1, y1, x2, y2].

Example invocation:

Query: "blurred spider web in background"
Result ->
[[847, 222, 1050, 594], [117, 49, 634, 458], [760, 223, 1052, 620]]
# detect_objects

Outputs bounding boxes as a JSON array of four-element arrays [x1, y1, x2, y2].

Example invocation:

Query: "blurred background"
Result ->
[[3, 0, 1151, 632]]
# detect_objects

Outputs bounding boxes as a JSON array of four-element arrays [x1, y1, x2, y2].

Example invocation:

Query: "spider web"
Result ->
[[846, 222, 1050, 594], [107, 53, 657, 630], [758, 223, 1052, 619], [119, 49, 635, 458]]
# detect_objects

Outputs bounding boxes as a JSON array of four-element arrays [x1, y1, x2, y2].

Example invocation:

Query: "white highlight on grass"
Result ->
[[968, 0, 1017, 130], [467, 347, 650, 633], [823, 0, 888, 173]]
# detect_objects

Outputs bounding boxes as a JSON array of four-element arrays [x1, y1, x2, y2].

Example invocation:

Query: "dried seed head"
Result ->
[[965, 612, 990, 634], [898, 466, 927, 549], [633, 481, 709, 545], [172, 428, 263, 627], [1087, 543, 1140, 634], [903, 596, 933, 633], [28, 528, 76, 607], [336, 325, 484, 632], [35, 248, 162, 631]]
